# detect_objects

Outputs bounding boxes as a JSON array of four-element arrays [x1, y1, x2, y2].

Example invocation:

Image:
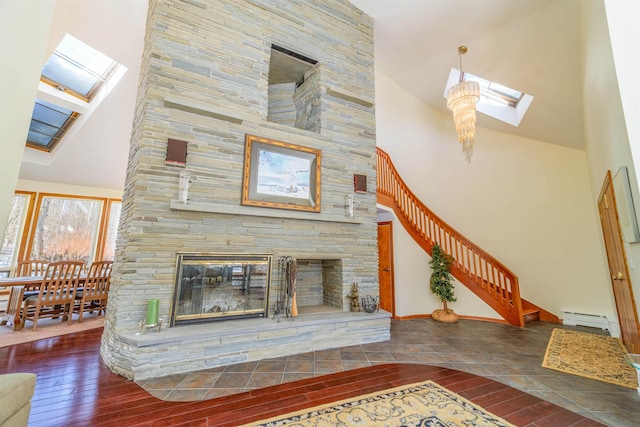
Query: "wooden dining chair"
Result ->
[[73, 260, 113, 322], [3, 260, 50, 329], [14, 259, 49, 278], [21, 260, 85, 331]]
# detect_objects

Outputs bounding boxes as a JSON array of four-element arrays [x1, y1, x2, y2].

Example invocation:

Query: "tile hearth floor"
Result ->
[[137, 318, 640, 427]]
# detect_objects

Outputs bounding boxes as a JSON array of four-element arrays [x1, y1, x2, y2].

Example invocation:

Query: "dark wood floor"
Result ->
[[0, 327, 604, 427]]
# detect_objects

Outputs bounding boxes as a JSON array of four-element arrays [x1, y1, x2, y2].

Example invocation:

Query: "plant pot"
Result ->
[[432, 308, 459, 323]]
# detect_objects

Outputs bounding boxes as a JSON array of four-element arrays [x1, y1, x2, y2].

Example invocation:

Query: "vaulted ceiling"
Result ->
[[352, 0, 584, 150], [15, 0, 585, 191]]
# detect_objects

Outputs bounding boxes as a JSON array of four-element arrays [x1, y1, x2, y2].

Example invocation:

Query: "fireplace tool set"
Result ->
[[273, 256, 298, 322]]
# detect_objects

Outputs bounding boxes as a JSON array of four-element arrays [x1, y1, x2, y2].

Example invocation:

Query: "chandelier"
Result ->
[[446, 46, 480, 163]]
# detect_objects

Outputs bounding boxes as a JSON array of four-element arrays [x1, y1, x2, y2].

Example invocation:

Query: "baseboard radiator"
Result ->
[[561, 311, 610, 330]]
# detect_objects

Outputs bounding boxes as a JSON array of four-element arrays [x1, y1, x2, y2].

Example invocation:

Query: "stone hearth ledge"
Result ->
[[114, 310, 391, 380]]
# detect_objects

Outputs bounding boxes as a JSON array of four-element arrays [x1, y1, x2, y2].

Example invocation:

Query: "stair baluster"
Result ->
[[376, 147, 526, 327]]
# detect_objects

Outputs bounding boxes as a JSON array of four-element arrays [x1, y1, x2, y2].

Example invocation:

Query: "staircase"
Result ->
[[376, 148, 557, 327]]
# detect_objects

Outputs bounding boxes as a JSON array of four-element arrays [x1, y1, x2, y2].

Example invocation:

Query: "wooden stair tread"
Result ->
[[523, 308, 540, 323]]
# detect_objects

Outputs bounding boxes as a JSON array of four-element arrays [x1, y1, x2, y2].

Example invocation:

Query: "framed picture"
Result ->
[[242, 134, 321, 212], [613, 166, 640, 243]]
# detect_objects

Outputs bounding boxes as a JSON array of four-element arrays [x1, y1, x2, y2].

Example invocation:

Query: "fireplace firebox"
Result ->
[[170, 253, 272, 325]]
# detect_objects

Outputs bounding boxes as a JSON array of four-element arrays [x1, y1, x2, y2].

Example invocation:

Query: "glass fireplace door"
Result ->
[[171, 253, 272, 325]]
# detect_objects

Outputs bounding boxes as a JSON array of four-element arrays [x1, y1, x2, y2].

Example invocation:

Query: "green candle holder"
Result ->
[[137, 299, 162, 334], [146, 299, 159, 325]]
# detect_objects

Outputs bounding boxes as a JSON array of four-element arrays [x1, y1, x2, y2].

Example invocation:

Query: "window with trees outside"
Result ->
[[0, 192, 34, 278], [0, 192, 121, 277]]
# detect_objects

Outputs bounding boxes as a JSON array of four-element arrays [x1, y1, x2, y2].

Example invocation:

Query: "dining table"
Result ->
[[0, 275, 87, 331], [0, 276, 45, 330]]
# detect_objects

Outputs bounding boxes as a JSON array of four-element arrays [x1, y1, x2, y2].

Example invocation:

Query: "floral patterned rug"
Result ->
[[542, 328, 638, 389], [240, 380, 514, 427]]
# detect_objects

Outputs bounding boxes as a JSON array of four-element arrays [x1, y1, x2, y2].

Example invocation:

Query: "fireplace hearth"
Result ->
[[170, 253, 272, 325]]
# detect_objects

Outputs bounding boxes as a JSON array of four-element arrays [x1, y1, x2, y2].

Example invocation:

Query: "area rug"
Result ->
[[542, 328, 638, 389], [240, 380, 514, 427], [0, 314, 104, 348]]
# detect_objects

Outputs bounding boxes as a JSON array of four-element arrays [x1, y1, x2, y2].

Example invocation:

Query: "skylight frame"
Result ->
[[443, 68, 533, 127], [25, 34, 124, 153]]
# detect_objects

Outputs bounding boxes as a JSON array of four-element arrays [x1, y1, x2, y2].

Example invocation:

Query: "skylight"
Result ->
[[27, 99, 78, 150], [26, 34, 123, 153], [41, 34, 118, 101], [443, 69, 533, 127]]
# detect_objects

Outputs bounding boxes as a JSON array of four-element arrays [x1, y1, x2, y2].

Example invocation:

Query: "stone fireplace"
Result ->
[[100, 0, 388, 381]]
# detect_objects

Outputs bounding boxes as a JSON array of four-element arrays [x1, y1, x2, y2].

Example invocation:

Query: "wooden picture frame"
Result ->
[[242, 134, 321, 212]]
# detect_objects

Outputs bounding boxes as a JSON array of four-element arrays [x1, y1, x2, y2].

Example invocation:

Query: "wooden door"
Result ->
[[378, 222, 395, 316], [598, 171, 640, 353]]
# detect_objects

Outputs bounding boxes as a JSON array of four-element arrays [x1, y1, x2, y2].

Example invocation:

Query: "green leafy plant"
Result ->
[[429, 243, 456, 312]]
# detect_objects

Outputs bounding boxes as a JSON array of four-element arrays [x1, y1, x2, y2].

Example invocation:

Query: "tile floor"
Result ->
[[137, 318, 640, 427]]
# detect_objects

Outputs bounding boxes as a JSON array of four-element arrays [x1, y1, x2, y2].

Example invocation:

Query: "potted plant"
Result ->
[[429, 243, 458, 323]]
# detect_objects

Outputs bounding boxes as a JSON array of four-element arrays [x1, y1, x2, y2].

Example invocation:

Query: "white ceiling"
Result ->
[[17, 0, 585, 191], [351, 0, 584, 149], [17, 0, 148, 192]]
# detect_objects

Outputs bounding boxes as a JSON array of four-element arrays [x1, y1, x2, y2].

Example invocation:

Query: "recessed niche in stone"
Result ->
[[268, 45, 320, 133], [291, 258, 343, 311]]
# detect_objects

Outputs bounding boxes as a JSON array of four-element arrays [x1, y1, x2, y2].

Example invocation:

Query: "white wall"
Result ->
[[605, 1, 640, 185], [375, 72, 615, 321], [16, 179, 123, 200], [583, 0, 640, 312], [0, 1, 55, 237], [379, 206, 502, 319]]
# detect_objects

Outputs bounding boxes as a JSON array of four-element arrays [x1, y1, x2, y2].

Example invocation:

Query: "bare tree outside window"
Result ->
[[0, 194, 30, 275], [102, 201, 121, 260], [30, 196, 102, 264]]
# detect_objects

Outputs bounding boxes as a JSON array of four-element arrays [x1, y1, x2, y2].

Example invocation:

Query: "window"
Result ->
[[101, 200, 122, 261], [28, 195, 102, 264], [26, 99, 78, 151], [26, 34, 123, 152], [444, 69, 534, 127], [41, 34, 118, 101], [462, 72, 523, 108], [0, 192, 120, 275], [0, 193, 35, 277]]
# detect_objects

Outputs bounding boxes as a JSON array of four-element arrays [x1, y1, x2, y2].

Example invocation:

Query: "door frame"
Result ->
[[377, 221, 396, 318], [598, 170, 640, 353]]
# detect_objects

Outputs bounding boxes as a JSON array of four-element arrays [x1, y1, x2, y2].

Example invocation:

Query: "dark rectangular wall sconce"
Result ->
[[353, 174, 367, 193], [166, 138, 188, 166]]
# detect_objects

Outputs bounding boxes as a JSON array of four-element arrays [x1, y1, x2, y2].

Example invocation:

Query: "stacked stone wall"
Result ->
[[101, 0, 382, 379], [293, 65, 322, 132], [267, 82, 296, 126]]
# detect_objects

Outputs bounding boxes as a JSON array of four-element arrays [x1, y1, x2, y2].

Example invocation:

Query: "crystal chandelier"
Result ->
[[446, 46, 480, 163]]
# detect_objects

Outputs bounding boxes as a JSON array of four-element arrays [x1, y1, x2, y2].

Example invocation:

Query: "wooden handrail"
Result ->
[[376, 147, 525, 327]]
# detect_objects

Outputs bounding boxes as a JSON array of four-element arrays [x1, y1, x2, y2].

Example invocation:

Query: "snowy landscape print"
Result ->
[[256, 149, 311, 200]]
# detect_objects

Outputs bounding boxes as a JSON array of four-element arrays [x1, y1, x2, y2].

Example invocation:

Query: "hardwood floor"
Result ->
[[0, 325, 607, 427]]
